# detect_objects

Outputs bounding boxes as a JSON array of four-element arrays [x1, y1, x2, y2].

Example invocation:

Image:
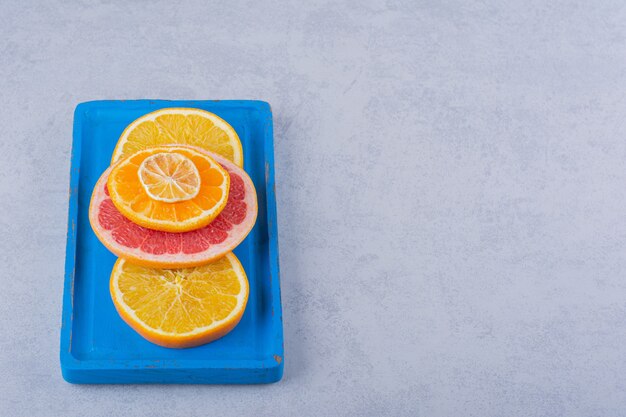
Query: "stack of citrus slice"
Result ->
[[89, 108, 257, 348]]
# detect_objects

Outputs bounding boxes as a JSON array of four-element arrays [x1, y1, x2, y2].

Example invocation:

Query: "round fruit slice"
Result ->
[[108, 146, 230, 233], [139, 152, 201, 202], [111, 108, 243, 167], [90, 147, 257, 268], [111, 253, 249, 348]]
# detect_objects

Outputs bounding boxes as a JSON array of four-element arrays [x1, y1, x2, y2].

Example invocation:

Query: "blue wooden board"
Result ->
[[60, 100, 283, 384]]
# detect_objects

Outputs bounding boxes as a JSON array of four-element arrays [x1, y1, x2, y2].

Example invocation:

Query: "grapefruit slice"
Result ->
[[111, 108, 243, 167], [107, 146, 230, 233], [111, 253, 248, 348], [90, 147, 257, 268]]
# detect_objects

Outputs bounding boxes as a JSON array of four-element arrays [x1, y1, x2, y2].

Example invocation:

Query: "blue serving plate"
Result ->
[[60, 100, 283, 384]]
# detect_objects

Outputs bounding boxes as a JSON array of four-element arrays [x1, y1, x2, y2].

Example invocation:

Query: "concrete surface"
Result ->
[[1, 0, 626, 416]]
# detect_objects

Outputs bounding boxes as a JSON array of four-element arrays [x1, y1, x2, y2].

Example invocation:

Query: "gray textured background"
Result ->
[[1, 1, 626, 416]]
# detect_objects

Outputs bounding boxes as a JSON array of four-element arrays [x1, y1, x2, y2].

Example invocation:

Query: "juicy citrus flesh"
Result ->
[[108, 146, 230, 233], [110, 253, 249, 348], [111, 108, 243, 167], [138, 152, 201, 203]]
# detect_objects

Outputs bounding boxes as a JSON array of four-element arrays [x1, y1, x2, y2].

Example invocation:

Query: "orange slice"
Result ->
[[110, 253, 249, 348], [111, 108, 243, 167], [107, 146, 230, 233]]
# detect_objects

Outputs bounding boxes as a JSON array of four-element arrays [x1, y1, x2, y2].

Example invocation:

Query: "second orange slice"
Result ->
[[107, 146, 230, 232]]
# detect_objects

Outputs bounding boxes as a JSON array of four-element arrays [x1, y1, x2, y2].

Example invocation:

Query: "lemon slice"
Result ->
[[138, 152, 201, 203]]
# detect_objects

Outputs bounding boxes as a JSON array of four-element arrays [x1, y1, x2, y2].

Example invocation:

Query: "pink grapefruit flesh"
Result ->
[[89, 147, 257, 268]]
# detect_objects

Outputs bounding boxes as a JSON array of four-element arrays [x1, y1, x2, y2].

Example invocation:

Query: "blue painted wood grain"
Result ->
[[60, 100, 284, 384]]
